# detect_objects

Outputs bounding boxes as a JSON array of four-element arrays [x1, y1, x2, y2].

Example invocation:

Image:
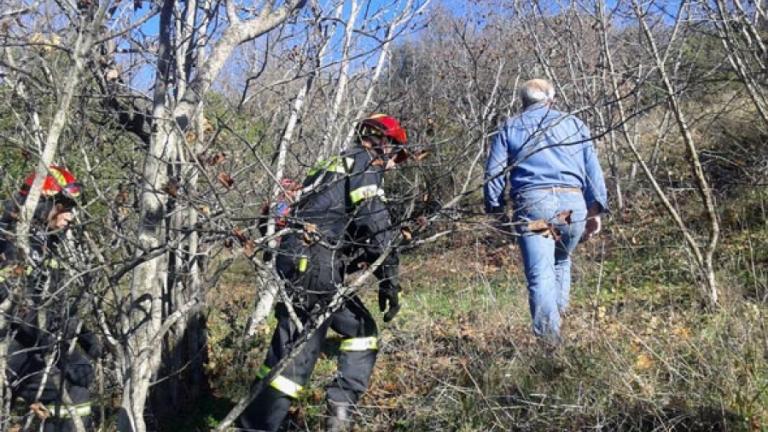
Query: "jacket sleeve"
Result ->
[[484, 126, 508, 213], [347, 158, 399, 286], [575, 118, 609, 213]]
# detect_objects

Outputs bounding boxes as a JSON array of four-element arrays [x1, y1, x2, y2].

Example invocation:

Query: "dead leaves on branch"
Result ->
[[206, 152, 226, 166], [525, 210, 573, 241], [227, 227, 256, 258], [302, 223, 320, 245], [196, 151, 227, 167], [162, 178, 180, 198], [184, 118, 216, 144], [217, 172, 234, 189]]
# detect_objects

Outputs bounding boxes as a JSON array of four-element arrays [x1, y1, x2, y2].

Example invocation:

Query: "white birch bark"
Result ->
[[118, 2, 306, 430]]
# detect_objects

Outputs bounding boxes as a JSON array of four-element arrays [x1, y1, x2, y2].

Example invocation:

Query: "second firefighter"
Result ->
[[238, 114, 409, 431]]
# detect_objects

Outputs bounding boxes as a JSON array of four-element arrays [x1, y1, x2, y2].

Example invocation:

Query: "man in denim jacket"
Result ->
[[484, 79, 608, 344]]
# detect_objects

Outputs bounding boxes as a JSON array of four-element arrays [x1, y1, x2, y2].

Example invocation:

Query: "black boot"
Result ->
[[326, 400, 353, 432]]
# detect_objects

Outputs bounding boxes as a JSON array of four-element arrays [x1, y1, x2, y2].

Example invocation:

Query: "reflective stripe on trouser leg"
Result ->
[[45, 402, 92, 418], [327, 298, 379, 405], [339, 337, 378, 352], [238, 305, 330, 432], [255, 365, 304, 399]]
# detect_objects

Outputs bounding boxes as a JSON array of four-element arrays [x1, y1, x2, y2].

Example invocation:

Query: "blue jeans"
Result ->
[[513, 188, 587, 341]]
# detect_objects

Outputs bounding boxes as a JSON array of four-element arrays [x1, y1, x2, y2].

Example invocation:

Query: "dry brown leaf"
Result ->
[[672, 326, 692, 340], [380, 382, 399, 393], [13, 265, 25, 278], [207, 152, 226, 166], [413, 150, 430, 161], [231, 227, 248, 243], [202, 118, 215, 134], [556, 210, 573, 224], [416, 215, 428, 230], [527, 219, 561, 240], [115, 189, 129, 205], [401, 227, 413, 241], [243, 239, 256, 258], [527, 219, 549, 232], [162, 180, 179, 198], [634, 353, 653, 370], [217, 172, 234, 188]]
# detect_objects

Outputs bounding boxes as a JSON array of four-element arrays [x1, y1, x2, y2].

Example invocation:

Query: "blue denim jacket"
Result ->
[[484, 103, 608, 213]]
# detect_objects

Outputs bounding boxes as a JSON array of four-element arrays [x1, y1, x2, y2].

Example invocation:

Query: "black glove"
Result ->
[[378, 280, 400, 322]]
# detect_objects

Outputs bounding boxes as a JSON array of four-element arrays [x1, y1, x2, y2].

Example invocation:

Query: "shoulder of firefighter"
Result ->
[[0, 218, 101, 360], [298, 149, 400, 282]]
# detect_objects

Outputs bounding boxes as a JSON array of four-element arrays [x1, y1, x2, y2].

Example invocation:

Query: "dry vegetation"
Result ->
[[202, 183, 767, 431], [2, 0, 768, 430]]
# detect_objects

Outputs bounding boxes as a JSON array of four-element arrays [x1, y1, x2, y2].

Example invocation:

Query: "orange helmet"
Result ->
[[357, 114, 408, 163], [20, 166, 82, 202]]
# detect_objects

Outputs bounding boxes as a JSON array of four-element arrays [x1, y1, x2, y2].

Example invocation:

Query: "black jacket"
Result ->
[[287, 147, 399, 284], [0, 200, 101, 361]]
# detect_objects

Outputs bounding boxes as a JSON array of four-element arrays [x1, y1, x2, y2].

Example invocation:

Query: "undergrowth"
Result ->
[[200, 190, 768, 432]]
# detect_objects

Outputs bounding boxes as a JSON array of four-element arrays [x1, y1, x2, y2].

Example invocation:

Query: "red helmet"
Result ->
[[20, 166, 82, 201], [357, 114, 409, 163]]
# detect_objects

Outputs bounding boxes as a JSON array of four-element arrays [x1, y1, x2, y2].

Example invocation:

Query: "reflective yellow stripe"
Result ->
[[307, 156, 353, 177], [50, 168, 68, 188], [46, 402, 91, 418], [339, 336, 378, 352], [297, 256, 308, 273], [270, 375, 304, 398], [349, 185, 385, 204], [256, 365, 304, 398], [0, 267, 11, 283]]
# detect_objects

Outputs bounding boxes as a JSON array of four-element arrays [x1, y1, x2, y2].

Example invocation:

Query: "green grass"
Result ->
[[200, 191, 768, 431]]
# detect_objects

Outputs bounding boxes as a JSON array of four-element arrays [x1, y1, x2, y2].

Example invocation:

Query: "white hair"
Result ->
[[520, 79, 555, 108]]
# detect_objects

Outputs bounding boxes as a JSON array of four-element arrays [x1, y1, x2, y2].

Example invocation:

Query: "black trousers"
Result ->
[[238, 241, 379, 432], [6, 339, 93, 432]]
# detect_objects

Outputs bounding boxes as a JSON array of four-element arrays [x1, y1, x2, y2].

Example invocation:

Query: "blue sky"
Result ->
[[121, 0, 677, 96], [124, 0, 433, 93]]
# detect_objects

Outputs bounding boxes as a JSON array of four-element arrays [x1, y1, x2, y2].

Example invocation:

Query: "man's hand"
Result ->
[[378, 280, 400, 322], [582, 215, 601, 241], [582, 203, 603, 241]]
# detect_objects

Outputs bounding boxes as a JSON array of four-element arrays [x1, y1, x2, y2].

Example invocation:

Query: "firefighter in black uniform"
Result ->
[[1, 166, 101, 431], [238, 114, 409, 431]]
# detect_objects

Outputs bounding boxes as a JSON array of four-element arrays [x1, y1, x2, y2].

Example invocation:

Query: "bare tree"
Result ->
[[3, 0, 765, 429]]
